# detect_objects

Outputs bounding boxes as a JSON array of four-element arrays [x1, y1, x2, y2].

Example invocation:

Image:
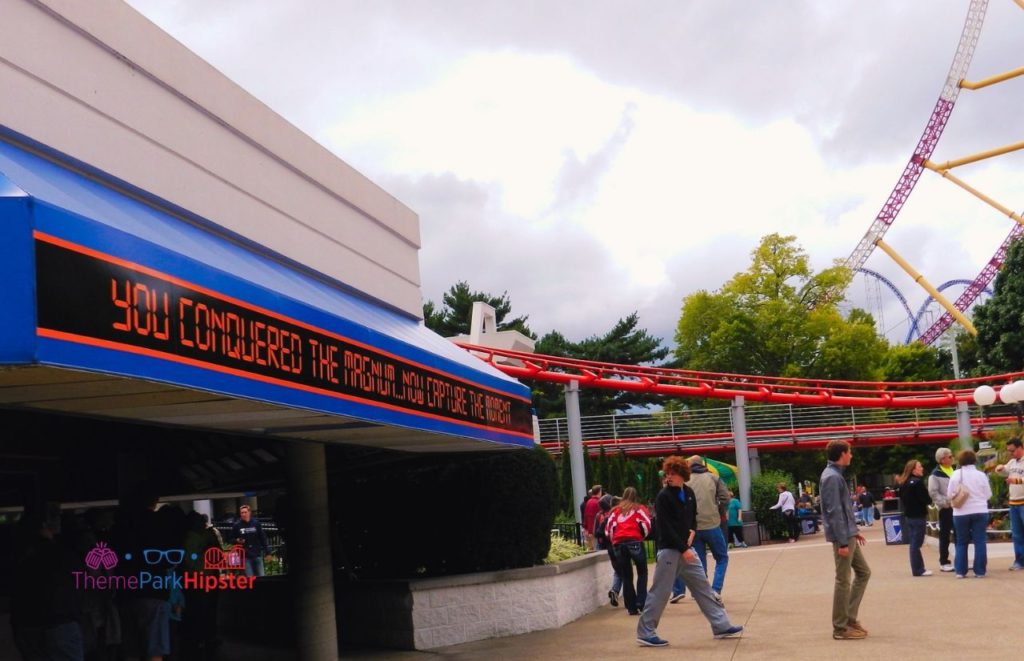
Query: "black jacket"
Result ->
[[653, 485, 697, 553], [899, 476, 932, 518]]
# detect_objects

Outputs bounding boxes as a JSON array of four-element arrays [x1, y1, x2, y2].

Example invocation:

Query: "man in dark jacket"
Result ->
[[229, 505, 270, 577], [635, 456, 742, 647]]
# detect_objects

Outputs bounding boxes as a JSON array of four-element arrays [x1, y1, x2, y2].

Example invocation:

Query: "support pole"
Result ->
[[731, 396, 752, 511], [956, 401, 973, 452], [748, 449, 762, 478], [286, 442, 338, 661], [565, 380, 587, 539]]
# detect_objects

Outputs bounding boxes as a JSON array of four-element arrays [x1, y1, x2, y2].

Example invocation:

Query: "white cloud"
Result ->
[[126, 0, 1024, 349]]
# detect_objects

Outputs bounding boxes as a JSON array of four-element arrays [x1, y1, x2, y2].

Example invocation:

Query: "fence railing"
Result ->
[[536, 404, 945, 446]]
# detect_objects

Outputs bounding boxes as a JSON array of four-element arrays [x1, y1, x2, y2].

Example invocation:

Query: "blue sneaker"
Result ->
[[713, 625, 744, 639], [669, 592, 686, 604], [637, 635, 669, 647]]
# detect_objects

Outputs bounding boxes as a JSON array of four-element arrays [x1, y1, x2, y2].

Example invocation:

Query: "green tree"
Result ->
[[423, 281, 533, 337], [809, 309, 888, 380], [675, 234, 857, 378], [973, 238, 1024, 373], [881, 341, 950, 382]]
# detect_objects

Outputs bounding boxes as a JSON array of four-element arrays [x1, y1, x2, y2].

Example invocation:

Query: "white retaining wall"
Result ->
[[408, 552, 607, 650]]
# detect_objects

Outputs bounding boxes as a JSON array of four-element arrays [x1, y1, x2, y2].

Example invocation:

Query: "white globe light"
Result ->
[[999, 383, 1019, 404], [1012, 381, 1024, 402], [974, 385, 997, 406]]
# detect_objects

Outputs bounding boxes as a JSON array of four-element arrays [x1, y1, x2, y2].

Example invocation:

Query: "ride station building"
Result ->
[[0, 1, 532, 657]]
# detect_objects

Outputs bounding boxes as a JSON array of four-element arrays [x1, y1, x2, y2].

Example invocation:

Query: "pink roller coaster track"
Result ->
[[845, 1, 1019, 344]]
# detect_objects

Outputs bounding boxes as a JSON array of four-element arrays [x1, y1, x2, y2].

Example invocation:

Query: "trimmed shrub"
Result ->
[[333, 445, 558, 578], [752, 469, 794, 540]]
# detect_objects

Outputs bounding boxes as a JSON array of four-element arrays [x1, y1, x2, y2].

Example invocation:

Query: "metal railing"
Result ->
[[536, 403, 1001, 453]]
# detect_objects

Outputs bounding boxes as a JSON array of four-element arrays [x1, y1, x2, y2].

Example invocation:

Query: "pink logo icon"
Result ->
[[84, 542, 119, 570], [204, 544, 246, 570]]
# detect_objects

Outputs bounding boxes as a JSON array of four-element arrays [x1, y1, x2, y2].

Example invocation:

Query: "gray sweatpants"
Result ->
[[637, 548, 733, 639]]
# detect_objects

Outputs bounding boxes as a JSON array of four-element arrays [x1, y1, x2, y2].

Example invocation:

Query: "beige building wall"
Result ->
[[0, 0, 424, 318]]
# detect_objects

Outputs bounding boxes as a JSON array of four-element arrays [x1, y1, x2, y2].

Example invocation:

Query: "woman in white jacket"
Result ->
[[947, 449, 993, 578]]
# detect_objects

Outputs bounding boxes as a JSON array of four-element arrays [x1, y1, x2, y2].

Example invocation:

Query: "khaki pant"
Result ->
[[832, 539, 870, 632]]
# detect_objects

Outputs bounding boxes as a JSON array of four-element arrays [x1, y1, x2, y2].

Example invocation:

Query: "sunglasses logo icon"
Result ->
[[142, 548, 185, 565]]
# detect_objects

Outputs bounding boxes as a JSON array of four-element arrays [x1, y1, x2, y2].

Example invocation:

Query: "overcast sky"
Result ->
[[126, 0, 1023, 348]]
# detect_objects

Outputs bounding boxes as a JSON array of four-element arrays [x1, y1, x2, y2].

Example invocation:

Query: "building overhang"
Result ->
[[0, 136, 533, 451]]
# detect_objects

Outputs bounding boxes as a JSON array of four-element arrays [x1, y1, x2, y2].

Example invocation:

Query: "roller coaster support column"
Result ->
[[956, 401, 973, 451], [732, 396, 753, 511], [565, 380, 587, 541]]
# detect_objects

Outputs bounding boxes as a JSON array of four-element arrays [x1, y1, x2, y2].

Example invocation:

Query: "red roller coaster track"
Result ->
[[459, 343, 1023, 409]]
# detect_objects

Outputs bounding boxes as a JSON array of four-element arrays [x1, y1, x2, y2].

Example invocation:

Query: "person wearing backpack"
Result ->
[[594, 495, 622, 607], [607, 488, 652, 616]]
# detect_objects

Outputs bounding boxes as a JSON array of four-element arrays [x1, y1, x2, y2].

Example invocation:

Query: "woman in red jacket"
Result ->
[[607, 487, 652, 615]]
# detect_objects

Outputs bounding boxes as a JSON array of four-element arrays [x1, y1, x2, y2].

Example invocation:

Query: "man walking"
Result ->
[[995, 438, 1024, 571], [927, 447, 956, 572], [820, 440, 870, 640], [636, 456, 743, 647], [684, 456, 730, 601]]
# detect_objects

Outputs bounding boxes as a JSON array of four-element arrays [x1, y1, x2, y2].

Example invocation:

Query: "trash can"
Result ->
[[741, 510, 760, 547], [883, 513, 906, 545]]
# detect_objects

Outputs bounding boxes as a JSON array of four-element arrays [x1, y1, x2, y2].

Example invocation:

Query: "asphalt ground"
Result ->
[[345, 524, 1021, 660]]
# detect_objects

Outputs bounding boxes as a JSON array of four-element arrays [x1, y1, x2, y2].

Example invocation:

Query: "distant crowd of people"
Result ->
[[575, 436, 1024, 646]]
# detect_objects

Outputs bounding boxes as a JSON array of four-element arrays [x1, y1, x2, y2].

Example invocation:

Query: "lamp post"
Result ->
[[997, 380, 1024, 427], [973, 384, 996, 444]]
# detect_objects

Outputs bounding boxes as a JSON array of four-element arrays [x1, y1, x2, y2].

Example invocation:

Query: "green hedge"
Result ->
[[751, 469, 794, 540], [333, 445, 558, 578]]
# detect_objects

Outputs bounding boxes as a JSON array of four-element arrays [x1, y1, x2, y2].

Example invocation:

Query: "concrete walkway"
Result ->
[[347, 525, 1020, 660]]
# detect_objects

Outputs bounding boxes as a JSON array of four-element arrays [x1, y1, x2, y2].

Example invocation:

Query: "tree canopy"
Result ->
[[533, 313, 670, 417], [973, 238, 1024, 373], [675, 233, 873, 379], [423, 282, 668, 418], [423, 281, 533, 338]]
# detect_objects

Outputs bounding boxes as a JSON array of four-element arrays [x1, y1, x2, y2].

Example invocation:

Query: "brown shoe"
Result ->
[[847, 620, 868, 635], [833, 627, 867, 640]]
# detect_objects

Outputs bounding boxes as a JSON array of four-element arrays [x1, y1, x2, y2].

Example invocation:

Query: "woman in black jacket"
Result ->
[[897, 459, 933, 577]]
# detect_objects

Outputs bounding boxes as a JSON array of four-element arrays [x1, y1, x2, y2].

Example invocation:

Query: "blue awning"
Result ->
[[0, 136, 533, 449]]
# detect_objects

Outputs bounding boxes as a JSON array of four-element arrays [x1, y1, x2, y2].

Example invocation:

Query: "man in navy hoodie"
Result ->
[[230, 505, 270, 577], [635, 456, 742, 647]]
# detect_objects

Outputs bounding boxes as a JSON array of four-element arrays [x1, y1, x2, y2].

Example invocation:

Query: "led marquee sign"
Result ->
[[33, 233, 532, 436]]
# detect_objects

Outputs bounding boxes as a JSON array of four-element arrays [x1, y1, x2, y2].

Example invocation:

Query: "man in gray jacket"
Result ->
[[820, 440, 869, 640], [683, 455, 730, 601], [927, 447, 955, 572]]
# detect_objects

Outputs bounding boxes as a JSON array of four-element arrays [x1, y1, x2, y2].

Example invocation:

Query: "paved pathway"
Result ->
[[347, 525, 1020, 660]]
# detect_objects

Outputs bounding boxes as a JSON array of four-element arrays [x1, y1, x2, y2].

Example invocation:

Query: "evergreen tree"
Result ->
[[423, 281, 533, 338]]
